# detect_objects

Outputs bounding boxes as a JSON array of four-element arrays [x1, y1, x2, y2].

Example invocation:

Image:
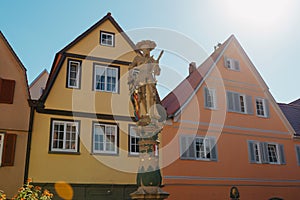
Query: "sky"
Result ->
[[0, 0, 299, 103]]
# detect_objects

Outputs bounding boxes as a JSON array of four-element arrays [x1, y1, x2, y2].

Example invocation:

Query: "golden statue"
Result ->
[[128, 40, 164, 126]]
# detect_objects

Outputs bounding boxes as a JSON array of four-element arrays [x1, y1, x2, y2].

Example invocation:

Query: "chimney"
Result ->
[[189, 62, 197, 74]]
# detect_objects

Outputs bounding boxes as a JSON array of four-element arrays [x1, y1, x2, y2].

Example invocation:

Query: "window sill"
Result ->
[[93, 89, 119, 94], [48, 151, 80, 155], [256, 115, 268, 118], [205, 107, 218, 111], [91, 152, 119, 156], [128, 153, 139, 157]]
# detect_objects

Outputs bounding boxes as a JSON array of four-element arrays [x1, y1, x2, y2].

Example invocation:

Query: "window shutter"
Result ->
[[264, 99, 270, 118], [2, 134, 17, 166], [233, 60, 240, 70], [233, 93, 240, 112], [247, 141, 256, 163], [187, 136, 195, 159], [180, 136, 188, 159], [246, 95, 253, 114], [0, 79, 16, 104], [296, 146, 300, 166], [227, 91, 234, 111], [209, 137, 218, 161], [260, 142, 269, 163], [204, 87, 209, 108], [224, 57, 229, 68], [279, 144, 286, 164], [180, 136, 195, 159]]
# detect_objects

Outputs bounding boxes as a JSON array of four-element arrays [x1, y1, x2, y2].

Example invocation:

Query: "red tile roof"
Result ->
[[161, 35, 234, 117]]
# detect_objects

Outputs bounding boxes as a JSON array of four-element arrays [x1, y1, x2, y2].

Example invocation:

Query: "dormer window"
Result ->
[[100, 31, 114, 47], [225, 57, 240, 71]]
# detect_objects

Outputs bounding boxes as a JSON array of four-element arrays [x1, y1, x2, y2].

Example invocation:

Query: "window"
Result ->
[[0, 133, 17, 166], [0, 78, 15, 104], [93, 123, 118, 154], [225, 57, 240, 71], [94, 65, 118, 93], [100, 32, 114, 47], [295, 145, 300, 166], [67, 60, 81, 88], [256, 98, 269, 117], [50, 120, 79, 153], [129, 125, 139, 155], [267, 144, 279, 163], [248, 141, 285, 164], [204, 87, 216, 109], [195, 137, 211, 160], [248, 141, 261, 163], [180, 135, 217, 161], [227, 91, 253, 114]]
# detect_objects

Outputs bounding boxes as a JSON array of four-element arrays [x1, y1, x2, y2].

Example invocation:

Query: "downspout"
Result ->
[[23, 100, 37, 183]]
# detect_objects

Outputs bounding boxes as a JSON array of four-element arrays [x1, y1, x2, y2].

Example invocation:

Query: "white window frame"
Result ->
[[267, 143, 280, 164], [225, 57, 240, 71], [100, 32, 114, 47], [239, 94, 247, 113], [227, 91, 253, 114], [129, 125, 139, 155], [94, 65, 118, 93], [252, 141, 262, 163], [67, 60, 81, 88], [256, 98, 267, 117], [204, 87, 217, 109], [93, 123, 118, 154], [180, 135, 217, 161], [0, 133, 4, 166], [51, 120, 79, 153], [195, 137, 211, 160]]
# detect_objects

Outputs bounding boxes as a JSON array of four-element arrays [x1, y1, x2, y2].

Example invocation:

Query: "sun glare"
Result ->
[[225, 0, 295, 30]]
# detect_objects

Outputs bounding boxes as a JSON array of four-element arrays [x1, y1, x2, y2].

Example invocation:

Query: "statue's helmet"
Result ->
[[136, 40, 156, 51]]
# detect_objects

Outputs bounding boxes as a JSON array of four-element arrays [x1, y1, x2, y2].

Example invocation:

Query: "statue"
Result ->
[[129, 40, 169, 199], [128, 40, 164, 126]]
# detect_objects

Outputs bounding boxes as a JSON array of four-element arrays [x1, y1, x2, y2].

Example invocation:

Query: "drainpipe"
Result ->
[[23, 100, 37, 183]]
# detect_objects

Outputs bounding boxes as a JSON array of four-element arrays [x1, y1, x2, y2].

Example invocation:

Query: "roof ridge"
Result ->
[[162, 35, 234, 117], [29, 69, 49, 88]]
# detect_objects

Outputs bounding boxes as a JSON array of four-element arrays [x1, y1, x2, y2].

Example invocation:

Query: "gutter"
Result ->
[[24, 100, 38, 183]]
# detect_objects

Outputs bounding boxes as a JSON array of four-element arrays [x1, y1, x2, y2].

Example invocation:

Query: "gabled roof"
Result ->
[[278, 99, 300, 136], [0, 31, 30, 99], [161, 35, 234, 117], [58, 12, 137, 54], [29, 69, 49, 88], [40, 13, 137, 103]]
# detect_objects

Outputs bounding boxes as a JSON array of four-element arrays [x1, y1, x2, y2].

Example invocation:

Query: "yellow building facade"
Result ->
[[27, 13, 141, 199]]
